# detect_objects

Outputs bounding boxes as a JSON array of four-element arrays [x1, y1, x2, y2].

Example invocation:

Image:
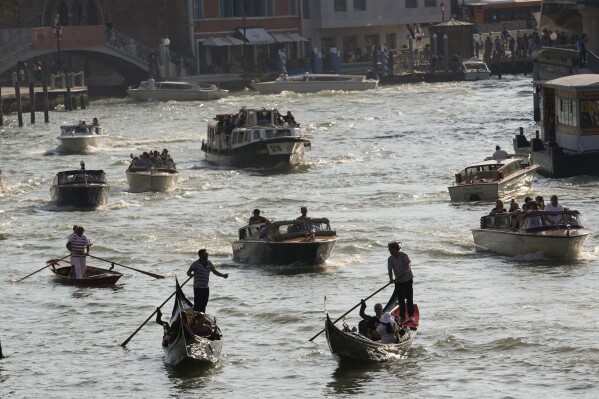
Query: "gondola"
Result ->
[[324, 300, 420, 362], [46, 259, 123, 287], [160, 280, 223, 366]]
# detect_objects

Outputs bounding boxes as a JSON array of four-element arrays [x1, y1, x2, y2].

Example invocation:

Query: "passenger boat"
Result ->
[[126, 156, 178, 193], [161, 280, 223, 366], [472, 209, 591, 258], [127, 80, 229, 102], [51, 164, 110, 208], [201, 107, 311, 168], [57, 123, 109, 153], [448, 157, 538, 202], [461, 58, 491, 81], [232, 217, 337, 265], [46, 259, 123, 287], [514, 75, 599, 177], [251, 73, 378, 94], [325, 300, 420, 362]]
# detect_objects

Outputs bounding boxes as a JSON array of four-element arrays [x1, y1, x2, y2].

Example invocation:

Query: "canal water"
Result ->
[[0, 75, 598, 398]]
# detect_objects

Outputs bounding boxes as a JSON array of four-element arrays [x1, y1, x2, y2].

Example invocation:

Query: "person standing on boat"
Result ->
[[249, 208, 267, 225], [67, 226, 92, 279], [186, 249, 229, 313], [492, 145, 509, 160], [544, 195, 567, 225], [296, 206, 309, 221], [388, 241, 415, 324]]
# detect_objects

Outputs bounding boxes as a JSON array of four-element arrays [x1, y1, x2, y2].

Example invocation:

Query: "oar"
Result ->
[[15, 254, 70, 283], [308, 281, 393, 342], [86, 254, 165, 279], [120, 275, 192, 347]]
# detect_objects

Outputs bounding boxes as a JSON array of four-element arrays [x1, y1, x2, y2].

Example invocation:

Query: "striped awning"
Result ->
[[237, 27, 274, 45], [272, 32, 309, 43], [201, 36, 245, 47]]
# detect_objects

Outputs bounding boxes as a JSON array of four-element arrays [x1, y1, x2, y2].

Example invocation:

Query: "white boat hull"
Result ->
[[126, 170, 178, 192], [58, 135, 108, 152], [448, 166, 538, 202], [472, 228, 590, 258], [127, 88, 228, 102], [463, 71, 491, 81]]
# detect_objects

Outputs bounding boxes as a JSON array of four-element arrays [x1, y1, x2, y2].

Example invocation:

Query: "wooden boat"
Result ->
[[127, 80, 229, 102], [461, 58, 491, 81], [472, 209, 591, 258], [201, 107, 311, 168], [232, 217, 337, 265], [51, 165, 110, 208], [251, 73, 378, 94], [46, 259, 122, 287], [161, 281, 223, 366], [57, 123, 108, 153], [325, 301, 420, 362], [448, 157, 538, 202], [126, 157, 178, 193]]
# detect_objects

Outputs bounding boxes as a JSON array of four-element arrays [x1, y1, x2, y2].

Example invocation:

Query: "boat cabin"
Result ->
[[480, 210, 584, 231], [128, 158, 176, 171], [454, 157, 530, 184], [60, 124, 101, 135], [541, 75, 599, 154], [54, 170, 107, 186], [238, 218, 335, 241]]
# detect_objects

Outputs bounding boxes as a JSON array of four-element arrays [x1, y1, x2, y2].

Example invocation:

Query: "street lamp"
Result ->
[[242, 0, 248, 86], [53, 13, 63, 73], [440, 1, 446, 22], [164, 37, 171, 80]]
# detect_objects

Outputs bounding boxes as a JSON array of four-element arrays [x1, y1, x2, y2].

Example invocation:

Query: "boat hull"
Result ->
[[463, 71, 491, 81], [49, 260, 122, 287], [58, 135, 108, 153], [126, 170, 178, 192], [51, 184, 110, 208], [232, 238, 337, 265], [127, 88, 228, 102], [251, 80, 378, 94], [163, 325, 223, 366], [448, 166, 537, 202], [202, 138, 308, 168], [472, 228, 591, 258], [325, 314, 415, 362]]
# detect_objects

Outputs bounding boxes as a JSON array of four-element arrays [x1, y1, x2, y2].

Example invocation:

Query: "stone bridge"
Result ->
[[0, 26, 153, 84]]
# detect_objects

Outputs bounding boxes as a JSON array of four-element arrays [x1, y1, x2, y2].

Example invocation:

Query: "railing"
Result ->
[[106, 29, 153, 66]]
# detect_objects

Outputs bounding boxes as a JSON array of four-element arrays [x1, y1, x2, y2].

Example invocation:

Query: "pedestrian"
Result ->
[[67, 226, 92, 279], [387, 241, 415, 324], [186, 249, 229, 313]]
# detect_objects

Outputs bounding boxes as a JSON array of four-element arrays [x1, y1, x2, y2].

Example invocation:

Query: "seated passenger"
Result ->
[[524, 201, 543, 228], [189, 312, 214, 337], [259, 220, 272, 239], [376, 312, 398, 344], [358, 300, 383, 340], [489, 200, 506, 215]]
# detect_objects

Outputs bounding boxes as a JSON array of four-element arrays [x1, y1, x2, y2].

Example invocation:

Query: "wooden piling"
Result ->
[[0, 84, 3, 127], [80, 95, 86, 109], [65, 73, 72, 111], [43, 79, 49, 123], [15, 81, 23, 127], [29, 81, 35, 124]]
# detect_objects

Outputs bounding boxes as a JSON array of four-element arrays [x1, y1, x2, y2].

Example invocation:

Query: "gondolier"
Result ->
[[186, 249, 229, 313], [67, 226, 92, 279], [387, 241, 415, 324]]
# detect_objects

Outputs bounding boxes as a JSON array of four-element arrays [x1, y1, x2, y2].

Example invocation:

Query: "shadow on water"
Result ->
[[163, 360, 222, 390]]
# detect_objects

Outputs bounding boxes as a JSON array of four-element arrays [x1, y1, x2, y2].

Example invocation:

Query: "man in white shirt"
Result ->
[[544, 195, 566, 225], [492, 145, 509, 160]]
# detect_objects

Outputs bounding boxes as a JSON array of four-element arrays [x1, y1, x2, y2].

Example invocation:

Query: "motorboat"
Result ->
[[160, 280, 223, 366], [324, 298, 419, 362], [126, 156, 178, 193], [46, 259, 123, 287], [448, 157, 538, 202], [57, 123, 108, 153], [472, 209, 591, 258], [461, 58, 491, 81], [232, 217, 337, 265], [127, 80, 229, 102], [51, 163, 110, 208], [201, 107, 311, 168], [251, 73, 378, 94]]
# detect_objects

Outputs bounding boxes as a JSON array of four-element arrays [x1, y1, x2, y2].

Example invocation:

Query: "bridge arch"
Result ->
[[41, 0, 105, 27]]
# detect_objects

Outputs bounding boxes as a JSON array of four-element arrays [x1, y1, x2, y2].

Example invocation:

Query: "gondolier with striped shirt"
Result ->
[[388, 241, 415, 324], [186, 249, 229, 313], [67, 226, 92, 279]]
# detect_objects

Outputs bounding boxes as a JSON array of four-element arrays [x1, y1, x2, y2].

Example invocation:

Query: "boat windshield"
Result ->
[[480, 210, 583, 231], [57, 170, 106, 185], [457, 165, 502, 183]]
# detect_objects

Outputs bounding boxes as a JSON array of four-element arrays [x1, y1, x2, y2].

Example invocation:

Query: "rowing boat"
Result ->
[[46, 259, 122, 287]]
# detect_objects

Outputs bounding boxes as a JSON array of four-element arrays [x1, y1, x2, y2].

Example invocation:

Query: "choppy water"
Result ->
[[1, 75, 598, 398]]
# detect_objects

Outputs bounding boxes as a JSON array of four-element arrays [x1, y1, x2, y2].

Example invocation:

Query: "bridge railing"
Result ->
[[106, 29, 153, 67], [0, 28, 34, 67]]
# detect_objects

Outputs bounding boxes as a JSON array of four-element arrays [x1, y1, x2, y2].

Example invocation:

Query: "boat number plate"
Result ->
[[267, 144, 293, 154]]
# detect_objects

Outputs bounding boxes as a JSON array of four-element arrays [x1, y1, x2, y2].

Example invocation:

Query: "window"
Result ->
[[193, 0, 203, 18], [405, 0, 417, 9], [220, 0, 274, 17], [289, 0, 297, 16], [557, 98, 577, 127], [424, 0, 436, 7], [302, 0, 309, 18], [354, 0, 366, 11], [334, 0, 347, 12]]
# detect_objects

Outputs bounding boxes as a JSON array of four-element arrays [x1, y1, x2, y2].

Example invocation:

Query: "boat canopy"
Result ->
[[55, 170, 107, 185], [238, 218, 334, 241], [480, 210, 583, 231]]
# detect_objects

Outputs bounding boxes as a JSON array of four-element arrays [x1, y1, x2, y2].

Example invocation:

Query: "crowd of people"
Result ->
[[489, 195, 570, 229], [128, 148, 175, 169]]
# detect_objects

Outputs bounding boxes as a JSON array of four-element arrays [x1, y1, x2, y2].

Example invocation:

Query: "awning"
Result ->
[[201, 36, 245, 47], [237, 27, 274, 45], [272, 32, 309, 43]]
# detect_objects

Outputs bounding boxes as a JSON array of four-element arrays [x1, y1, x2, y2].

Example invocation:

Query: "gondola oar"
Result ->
[[120, 275, 192, 347], [86, 254, 165, 279], [308, 281, 393, 342], [14, 254, 70, 283]]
